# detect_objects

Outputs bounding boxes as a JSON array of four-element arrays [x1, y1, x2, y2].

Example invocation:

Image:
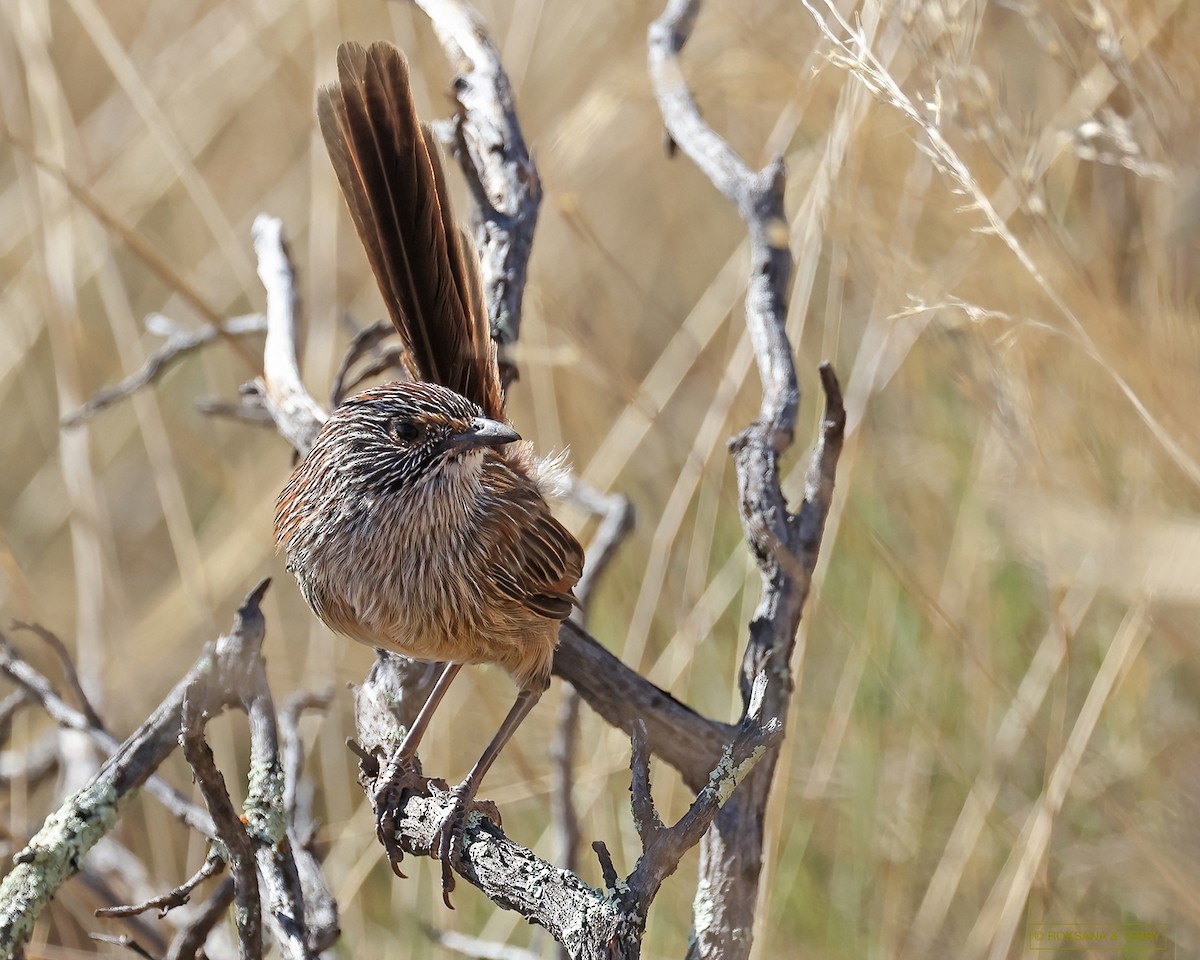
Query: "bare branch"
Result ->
[[628, 721, 663, 849], [591, 841, 619, 892], [164, 876, 236, 960], [0, 630, 214, 837], [194, 392, 275, 426], [60, 314, 266, 427], [329, 319, 405, 407], [279, 688, 333, 830], [648, 2, 846, 957], [413, 0, 542, 390], [11, 620, 105, 729], [366, 786, 632, 959], [96, 851, 226, 920], [0, 582, 274, 958], [623, 679, 782, 913], [254, 214, 326, 455], [229, 594, 335, 956], [0, 690, 29, 747], [554, 621, 734, 793], [180, 687, 262, 960], [570, 483, 636, 607]]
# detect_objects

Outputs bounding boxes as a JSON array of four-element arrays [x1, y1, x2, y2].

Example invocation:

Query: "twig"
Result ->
[[0, 690, 28, 747], [164, 875, 236, 960], [180, 687, 262, 960], [277, 689, 340, 952], [0, 629, 214, 837], [78, 842, 174, 955], [570, 482, 636, 608], [627, 721, 664, 848], [254, 214, 326, 455], [591, 841, 619, 892], [648, 1, 846, 957], [61, 314, 266, 427], [623, 675, 781, 913], [329, 319, 403, 407], [412, 0, 543, 391], [96, 851, 226, 919], [90, 932, 159, 959], [194, 393, 275, 426], [331, 347, 409, 404], [279, 688, 333, 829], [0, 582, 276, 958], [11, 620, 105, 729], [228, 591, 333, 957]]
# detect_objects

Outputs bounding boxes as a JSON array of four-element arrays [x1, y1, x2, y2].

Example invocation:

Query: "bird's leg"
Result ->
[[435, 685, 542, 908], [396, 660, 463, 762], [374, 660, 463, 875]]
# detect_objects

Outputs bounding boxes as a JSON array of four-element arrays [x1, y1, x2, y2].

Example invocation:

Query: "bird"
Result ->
[[274, 40, 584, 905]]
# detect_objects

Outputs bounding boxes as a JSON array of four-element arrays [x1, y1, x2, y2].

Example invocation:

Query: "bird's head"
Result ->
[[312, 381, 518, 495]]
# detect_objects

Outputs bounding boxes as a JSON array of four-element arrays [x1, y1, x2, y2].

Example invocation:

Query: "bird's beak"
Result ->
[[442, 417, 521, 455]]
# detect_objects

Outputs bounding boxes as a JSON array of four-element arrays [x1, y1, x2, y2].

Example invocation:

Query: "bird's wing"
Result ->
[[484, 462, 584, 621]]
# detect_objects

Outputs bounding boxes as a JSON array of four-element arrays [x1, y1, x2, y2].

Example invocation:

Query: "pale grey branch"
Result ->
[[648, 2, 846, 958]]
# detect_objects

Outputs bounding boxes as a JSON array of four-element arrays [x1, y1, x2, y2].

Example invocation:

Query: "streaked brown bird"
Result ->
[[274, 41, 583, 903]]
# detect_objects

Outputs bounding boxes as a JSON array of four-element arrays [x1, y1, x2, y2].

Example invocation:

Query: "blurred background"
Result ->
[[2, 0, 1199, 957]]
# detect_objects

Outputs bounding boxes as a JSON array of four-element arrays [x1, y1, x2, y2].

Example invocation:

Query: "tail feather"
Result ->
[[318, 41, 504, 419]]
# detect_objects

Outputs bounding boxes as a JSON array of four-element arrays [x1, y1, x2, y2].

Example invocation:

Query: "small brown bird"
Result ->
[[274, 41, 583, 902]]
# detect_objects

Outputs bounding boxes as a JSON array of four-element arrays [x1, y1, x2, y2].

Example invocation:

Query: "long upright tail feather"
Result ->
[[317, 41, 504, 419]]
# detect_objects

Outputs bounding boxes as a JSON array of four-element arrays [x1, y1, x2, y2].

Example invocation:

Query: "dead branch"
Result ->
[[0, 629, 213, 835], [413, 0, 542, 390], [649, 2, 846, 957], [180, 688, 263, 959], [10, 621, 105, 730], [96, 851, 225, 920], [0, 584, 269, 956], [0, 582, 338, 959], [255, 214, 326, 455], [60, 314, 266, 428], [328, 318, 405, 407], [164, 876, 235, 960]]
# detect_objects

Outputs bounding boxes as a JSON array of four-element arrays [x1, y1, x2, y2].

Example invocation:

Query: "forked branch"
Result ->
[[649, 1, 846, 958]]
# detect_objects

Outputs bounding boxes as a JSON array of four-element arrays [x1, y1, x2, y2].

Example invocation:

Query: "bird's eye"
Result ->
[[388, 420, 422, 444]]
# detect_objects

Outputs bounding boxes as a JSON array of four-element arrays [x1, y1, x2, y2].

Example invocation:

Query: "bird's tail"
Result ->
[[318, 41, 504, 419]]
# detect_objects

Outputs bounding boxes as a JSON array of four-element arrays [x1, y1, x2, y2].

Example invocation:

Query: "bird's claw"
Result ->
[[432, 787, 503, 909], [369, 751, 433, 878], [432, 787, 468, 908]]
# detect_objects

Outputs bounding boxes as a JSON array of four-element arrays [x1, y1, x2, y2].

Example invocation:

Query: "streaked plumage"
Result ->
[[275, 41, 583, 694], [275, 381, 581, 690], [274, 42, 584, 899]]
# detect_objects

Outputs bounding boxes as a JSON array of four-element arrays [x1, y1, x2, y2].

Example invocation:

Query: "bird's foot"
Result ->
[[369, 749, 439, 879], [432, 784, 501, 910]]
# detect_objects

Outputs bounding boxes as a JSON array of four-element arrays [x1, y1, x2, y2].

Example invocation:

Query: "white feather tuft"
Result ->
[[530, 447, 574, 501]]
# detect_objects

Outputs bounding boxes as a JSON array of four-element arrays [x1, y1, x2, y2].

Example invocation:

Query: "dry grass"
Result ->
[[3, 0, 1199, 957]]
